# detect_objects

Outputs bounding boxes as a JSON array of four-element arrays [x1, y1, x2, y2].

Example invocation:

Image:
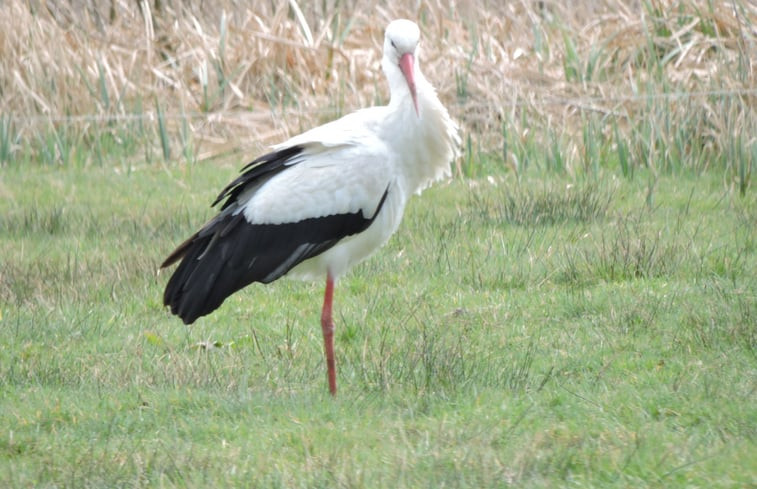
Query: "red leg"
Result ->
[[320, 273, 337, 396]]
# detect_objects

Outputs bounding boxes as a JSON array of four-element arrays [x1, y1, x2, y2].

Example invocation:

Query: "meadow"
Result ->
[[1, 1, 755, 487]]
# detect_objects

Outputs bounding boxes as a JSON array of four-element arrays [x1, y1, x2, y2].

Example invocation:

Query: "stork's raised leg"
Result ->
[[321, 273, 337, 396]]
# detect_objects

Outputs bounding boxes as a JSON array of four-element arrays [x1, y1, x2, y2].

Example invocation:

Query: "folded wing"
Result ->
[[161, 141, 392, 324]]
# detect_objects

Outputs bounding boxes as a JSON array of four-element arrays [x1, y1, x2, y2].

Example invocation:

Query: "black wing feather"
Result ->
[[160, 146, 305, 269], [161, 149, 390, 324], [213, 145, 305, 210]]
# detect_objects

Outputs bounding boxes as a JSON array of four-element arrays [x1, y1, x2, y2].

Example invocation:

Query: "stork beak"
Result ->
[[398, 53, 419, 116]]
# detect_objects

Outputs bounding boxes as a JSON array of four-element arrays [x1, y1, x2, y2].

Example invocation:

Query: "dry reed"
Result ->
[[1, 0, 755, 171]]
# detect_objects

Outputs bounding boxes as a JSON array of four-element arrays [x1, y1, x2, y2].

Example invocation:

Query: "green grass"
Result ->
[[1, 158, 754, 488]]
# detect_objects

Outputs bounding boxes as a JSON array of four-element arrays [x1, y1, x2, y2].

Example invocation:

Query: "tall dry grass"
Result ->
[[1, 0, 755, 176]]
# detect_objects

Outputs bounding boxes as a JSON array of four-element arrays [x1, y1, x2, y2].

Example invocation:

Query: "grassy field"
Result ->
[[1, 0, 756, 487]]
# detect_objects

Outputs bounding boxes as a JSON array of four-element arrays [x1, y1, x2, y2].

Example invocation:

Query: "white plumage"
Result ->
[[161, 19, 459, 395]]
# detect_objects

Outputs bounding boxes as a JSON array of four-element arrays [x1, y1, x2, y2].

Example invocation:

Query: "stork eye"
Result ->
[[390, 40, 396, 49]]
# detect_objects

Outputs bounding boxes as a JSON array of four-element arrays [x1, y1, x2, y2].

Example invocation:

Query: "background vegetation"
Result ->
[[1, 0, 755, 487]]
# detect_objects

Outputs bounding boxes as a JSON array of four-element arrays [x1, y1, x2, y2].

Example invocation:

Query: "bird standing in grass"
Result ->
[[160, 19, 459, 396]]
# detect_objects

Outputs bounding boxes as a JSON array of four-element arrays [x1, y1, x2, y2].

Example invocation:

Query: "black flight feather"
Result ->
[[160, 145, 390, 325], [160, 145, 304, 270], [213, 144, 305, 210]]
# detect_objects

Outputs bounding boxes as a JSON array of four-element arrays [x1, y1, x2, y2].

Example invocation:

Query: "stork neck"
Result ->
[[385, 95, 451, 194]]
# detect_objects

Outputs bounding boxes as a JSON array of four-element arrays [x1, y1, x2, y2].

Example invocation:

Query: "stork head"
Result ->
[[383, 19, 421, 116]]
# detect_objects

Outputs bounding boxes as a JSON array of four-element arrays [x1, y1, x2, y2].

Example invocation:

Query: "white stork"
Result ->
[[160, 19, 459, 396]]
